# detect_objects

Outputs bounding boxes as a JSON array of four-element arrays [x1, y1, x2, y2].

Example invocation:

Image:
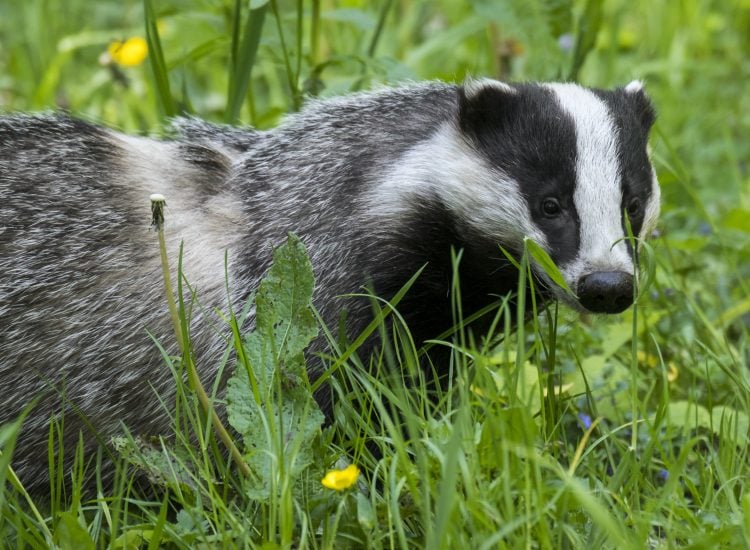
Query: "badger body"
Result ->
[[0, 80, 659, 492]]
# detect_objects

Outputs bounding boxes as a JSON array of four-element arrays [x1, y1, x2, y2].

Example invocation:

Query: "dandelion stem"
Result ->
[[152, 196, 183, 351], [151, 194, 252, 479]]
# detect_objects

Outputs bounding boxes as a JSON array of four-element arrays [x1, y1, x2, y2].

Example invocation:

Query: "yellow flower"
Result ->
[[108, 37, 148, 67], [321, 464, 359, 491], [666, 363, 679, 383], [637, 351, 678, 383]]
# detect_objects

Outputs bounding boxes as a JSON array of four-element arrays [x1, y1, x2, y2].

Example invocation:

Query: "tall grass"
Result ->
[[1, 0, 749, 547]]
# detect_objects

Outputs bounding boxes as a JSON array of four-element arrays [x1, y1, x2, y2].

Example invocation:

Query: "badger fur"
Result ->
[[0, 79, 659, 493]]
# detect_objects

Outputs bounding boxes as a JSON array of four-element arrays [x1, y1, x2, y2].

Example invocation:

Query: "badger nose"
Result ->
[[577, 271, 634, 314]]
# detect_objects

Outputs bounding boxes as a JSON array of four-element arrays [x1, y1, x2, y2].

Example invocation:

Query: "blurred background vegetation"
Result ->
[[1, 0, 750, 545], [1, 0, 748, 221]]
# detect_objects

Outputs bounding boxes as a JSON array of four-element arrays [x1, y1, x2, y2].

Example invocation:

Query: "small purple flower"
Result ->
[[558, 33, 574, 52], [578, 413, 592, 429], [658, 469, 669, 481]]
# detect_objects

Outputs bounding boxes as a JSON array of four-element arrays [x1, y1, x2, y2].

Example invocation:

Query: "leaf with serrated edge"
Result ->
[[226, 234, 324, 500]]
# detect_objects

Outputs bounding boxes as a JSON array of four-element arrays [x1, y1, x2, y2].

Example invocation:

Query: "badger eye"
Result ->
[[542, 198, 561, 217], [626, 197, 642, 218]]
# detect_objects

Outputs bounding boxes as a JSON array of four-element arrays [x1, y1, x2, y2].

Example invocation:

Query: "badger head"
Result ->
[[449, 78, 659, 314]]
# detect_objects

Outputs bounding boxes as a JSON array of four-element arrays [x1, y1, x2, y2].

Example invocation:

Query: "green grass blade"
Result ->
[[310, 0, 321, 65], [367, 0, 394, 57], [143, 0, 177, 117], [229, 0, 241, 72], [524, 236, 573, 295], [311, 265, 425, 393], [567, 0, 603, 81], [270, 0, 300, 111], [427, 418, 463, 548], [0, 407, 32, 510], [226, 0, 269, 123]]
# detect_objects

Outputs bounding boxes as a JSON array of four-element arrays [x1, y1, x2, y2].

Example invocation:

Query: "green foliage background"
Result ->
[[1, 0, 750, 547]]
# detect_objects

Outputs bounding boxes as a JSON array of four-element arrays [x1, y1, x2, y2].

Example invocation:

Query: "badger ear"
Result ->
[[458, 78, 517, 137], [623, 79, 656, 132]]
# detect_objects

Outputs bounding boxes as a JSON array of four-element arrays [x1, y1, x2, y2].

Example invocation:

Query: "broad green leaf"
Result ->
[[479, 405, 539, 471], [227, 375, 324, 500], [254, 234, 318, 378], [54, 511, 96, 550], [663, 401, 748, 447], [226, 234, 324, 500], [665, 401, 711, 434]]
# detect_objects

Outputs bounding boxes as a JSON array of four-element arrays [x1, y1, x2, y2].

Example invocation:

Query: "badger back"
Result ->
[[0, 114, 241, 493]]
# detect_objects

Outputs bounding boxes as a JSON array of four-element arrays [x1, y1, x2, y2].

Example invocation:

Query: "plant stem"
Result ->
[[150, 194, 252, 479]]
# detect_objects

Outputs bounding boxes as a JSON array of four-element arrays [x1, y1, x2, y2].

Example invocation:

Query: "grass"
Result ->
[[1, 0, 750, 547]]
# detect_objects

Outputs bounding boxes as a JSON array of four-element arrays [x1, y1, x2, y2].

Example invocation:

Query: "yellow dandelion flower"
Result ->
[[667, 363, 679, 383], [321, 464, 359, 491], [637, 351, 679, 383], [108, 37, 148, 67]]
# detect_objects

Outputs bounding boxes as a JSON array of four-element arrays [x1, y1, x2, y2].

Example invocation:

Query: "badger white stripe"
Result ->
[[463, 77, 516, 97], [546, 84, 633, 290], [641, 161, 661, 239], [370, 122, 548, 249]]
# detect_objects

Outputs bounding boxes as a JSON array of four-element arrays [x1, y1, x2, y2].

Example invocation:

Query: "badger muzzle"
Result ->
[[576, 270, 634, 314]]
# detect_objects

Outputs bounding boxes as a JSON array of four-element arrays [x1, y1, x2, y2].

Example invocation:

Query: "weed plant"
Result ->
[[1, 0, 749, 547]]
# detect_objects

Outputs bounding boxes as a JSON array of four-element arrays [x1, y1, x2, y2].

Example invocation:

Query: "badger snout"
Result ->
[[577, 271, 634, 314]]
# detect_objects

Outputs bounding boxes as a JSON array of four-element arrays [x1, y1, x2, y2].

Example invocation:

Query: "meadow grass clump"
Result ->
[[1, 228, 749, 547]]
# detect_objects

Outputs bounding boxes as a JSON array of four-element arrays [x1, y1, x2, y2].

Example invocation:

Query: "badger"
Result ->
[[0, 79, 659, 493]]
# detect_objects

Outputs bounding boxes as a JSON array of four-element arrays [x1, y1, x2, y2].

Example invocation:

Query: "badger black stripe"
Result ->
[[594, 88, 656, 252], [458, 83, 581, 266]]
